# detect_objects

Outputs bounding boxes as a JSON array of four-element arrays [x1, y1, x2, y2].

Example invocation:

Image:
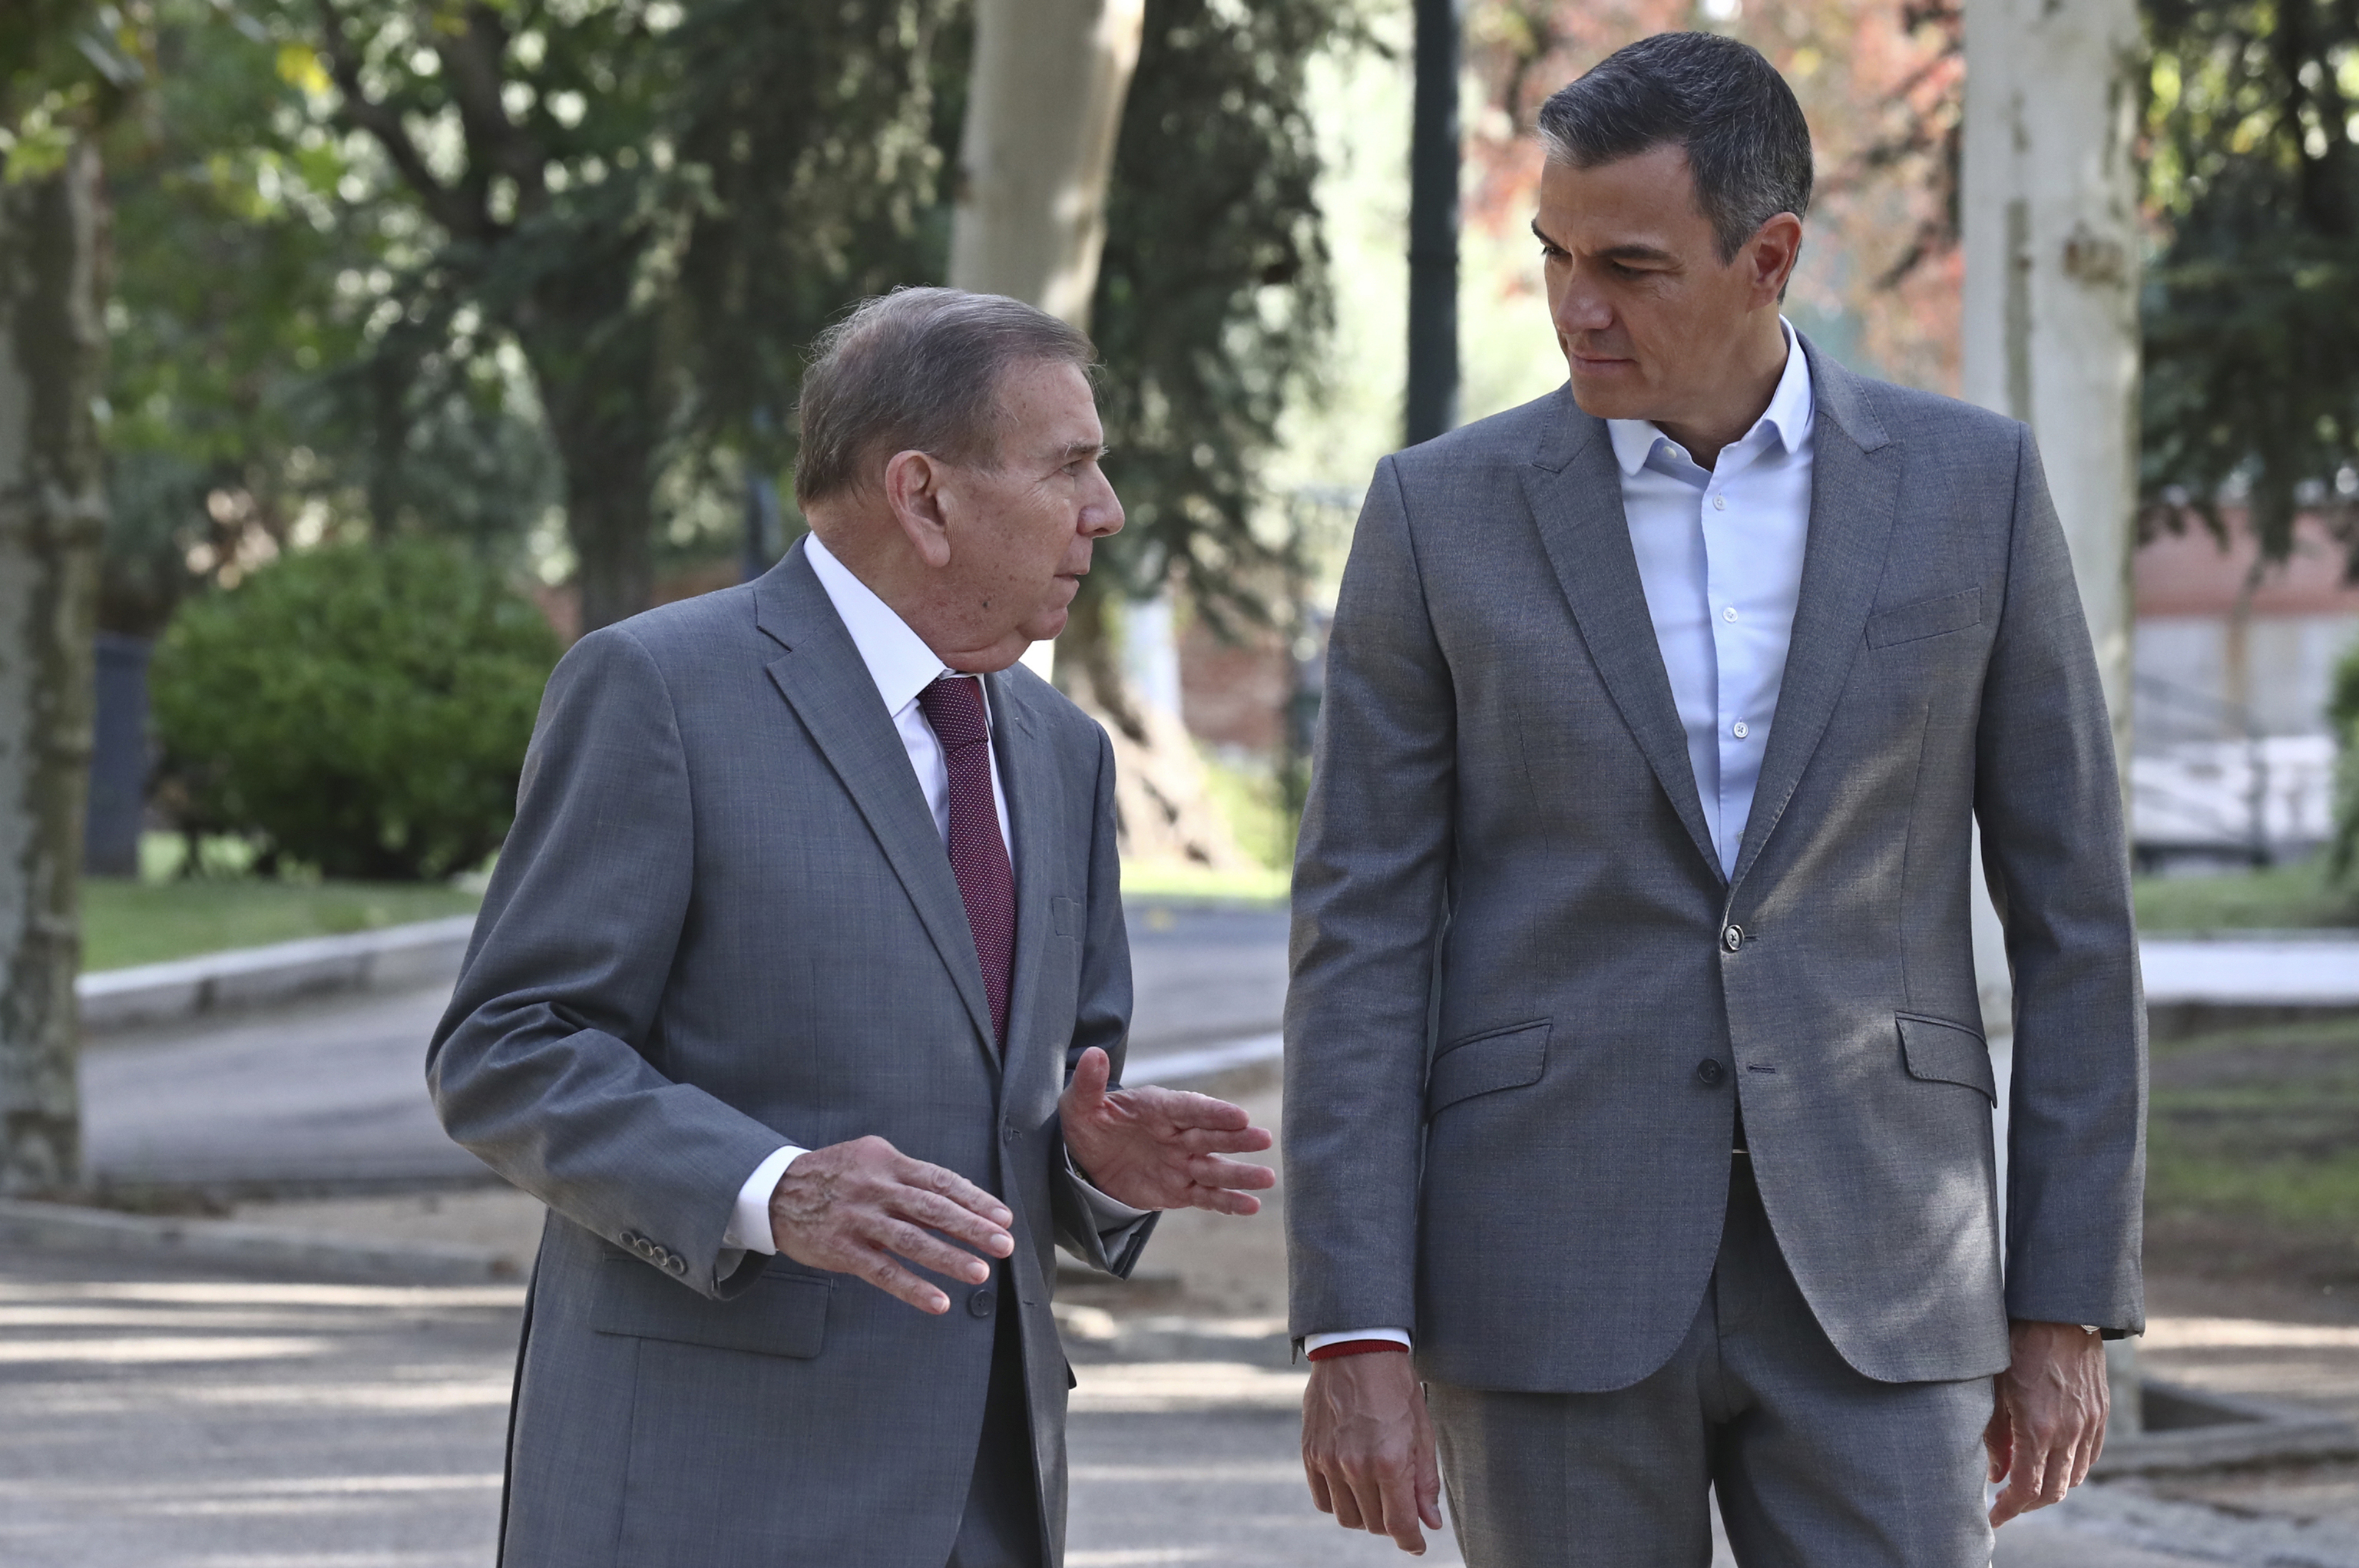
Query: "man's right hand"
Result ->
[[1302, 1351, 1445, 1555], [767, 1136, 1014, 1315]]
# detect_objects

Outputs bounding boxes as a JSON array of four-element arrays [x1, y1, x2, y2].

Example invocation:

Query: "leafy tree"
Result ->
[[2139, 0, 2359, 568], [1070, 0, 1350, 718]]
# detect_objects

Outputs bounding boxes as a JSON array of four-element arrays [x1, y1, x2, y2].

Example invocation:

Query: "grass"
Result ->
[[81, 878, 483, 972], [2146, 1013, 2359, 1285], [2134, 858, 2359, 933]]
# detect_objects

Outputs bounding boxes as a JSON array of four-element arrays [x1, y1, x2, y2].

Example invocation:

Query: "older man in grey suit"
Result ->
[[1286, 33, 2144, 1566], [430, 287, 1275, 1568]]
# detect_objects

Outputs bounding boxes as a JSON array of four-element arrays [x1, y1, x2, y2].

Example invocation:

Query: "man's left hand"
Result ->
[[1059, 1046, 1277, 1213], [1986, 1319, 2109, 1526]]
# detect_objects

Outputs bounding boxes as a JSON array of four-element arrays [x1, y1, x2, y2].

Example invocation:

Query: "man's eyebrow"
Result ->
[[1059, 440, 1109, 462], [1528, 218, 1676, 265]]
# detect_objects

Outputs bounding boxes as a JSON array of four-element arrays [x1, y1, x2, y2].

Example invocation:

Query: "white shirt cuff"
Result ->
[[722, 1145, 809, 1256], [1063, 1147, 1153, 1229], [1305, 1328, 1413, 1354]]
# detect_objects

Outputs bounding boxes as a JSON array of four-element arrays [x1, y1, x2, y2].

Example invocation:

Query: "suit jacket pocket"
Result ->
[[1867, 587, 1983, 648], [1898, 1013, 1997, 1103], [1428, 1021, 1550, 1117], [594, 1254, 832, 1359]]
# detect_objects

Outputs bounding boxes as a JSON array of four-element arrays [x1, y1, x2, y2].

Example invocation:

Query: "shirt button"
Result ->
[[1712, 495, 1728, 511], [1722, 607, 1739, 622], [1732, 721, 1749, 739]]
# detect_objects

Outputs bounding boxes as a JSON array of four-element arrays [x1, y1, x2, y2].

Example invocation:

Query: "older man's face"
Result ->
[[934, 359, 1123, 668], [1534, 143, 1785, 428]]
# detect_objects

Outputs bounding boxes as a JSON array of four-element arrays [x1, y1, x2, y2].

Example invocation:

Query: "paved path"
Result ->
[[0, 1242, 2251, 1568], [81, 903, 1290, 1190]]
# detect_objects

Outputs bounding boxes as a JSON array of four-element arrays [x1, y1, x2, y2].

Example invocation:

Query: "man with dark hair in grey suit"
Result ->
[[1286, 32, 2144, 1566], [430, 286, 1276, 1568]]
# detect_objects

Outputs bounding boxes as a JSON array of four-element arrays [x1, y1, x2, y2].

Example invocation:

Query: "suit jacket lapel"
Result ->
[[1519, 389, 1722, 879], [756, 543, 998, 1054], [1729, 342, 1901, 888], [988, 669, 1058, 1076]]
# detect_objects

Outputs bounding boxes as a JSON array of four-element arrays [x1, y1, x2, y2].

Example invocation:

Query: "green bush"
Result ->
[[151, 540, 561, 881], [2335, 637, 2359, 884]]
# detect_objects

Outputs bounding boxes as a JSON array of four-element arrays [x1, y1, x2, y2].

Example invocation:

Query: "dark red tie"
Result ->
[[917, 674, 1015, 1046]]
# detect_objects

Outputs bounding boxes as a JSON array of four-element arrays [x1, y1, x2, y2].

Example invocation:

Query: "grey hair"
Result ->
[[1536, 32, 1813, 263], [793, 287, 1096, 508]]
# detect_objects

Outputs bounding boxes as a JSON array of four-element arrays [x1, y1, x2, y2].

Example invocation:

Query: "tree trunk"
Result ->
[[951, 0, 1248, 871], [950, 0, 1145, 326], [0, 140, 108, 1196], [521, 285, 661, 637], [1960, 0, 2144, 1429]]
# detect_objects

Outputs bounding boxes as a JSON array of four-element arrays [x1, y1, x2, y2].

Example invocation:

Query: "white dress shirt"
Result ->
[[1305, 323, 1816, 1356], [721, 532, 1145, 1260]]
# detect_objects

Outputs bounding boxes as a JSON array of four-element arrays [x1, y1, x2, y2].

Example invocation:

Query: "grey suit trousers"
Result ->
[[1428, 1159, 1993, 1568]]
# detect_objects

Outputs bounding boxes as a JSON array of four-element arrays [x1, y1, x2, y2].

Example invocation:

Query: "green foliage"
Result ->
[[2139, 0, 2359, 566], [2133, 858, 2359, 930], [151, 539, 559, 881], [2333, 634, 2359, 881], [1091, 0, 1352, 622]]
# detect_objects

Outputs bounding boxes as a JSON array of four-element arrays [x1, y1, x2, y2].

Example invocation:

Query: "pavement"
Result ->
[[35, 903, 2359, 1563], [79, 901, 1289, 1192]]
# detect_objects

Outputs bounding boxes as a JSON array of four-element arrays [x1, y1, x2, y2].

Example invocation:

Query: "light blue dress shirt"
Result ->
[[1607, 323, 1816, 880]]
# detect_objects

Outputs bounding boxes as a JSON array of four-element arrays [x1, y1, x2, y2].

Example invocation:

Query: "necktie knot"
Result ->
[[918, 674, 991, 751]]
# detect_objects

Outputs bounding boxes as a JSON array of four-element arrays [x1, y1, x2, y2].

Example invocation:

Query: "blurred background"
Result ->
[[3, 1, 2359, 1564]]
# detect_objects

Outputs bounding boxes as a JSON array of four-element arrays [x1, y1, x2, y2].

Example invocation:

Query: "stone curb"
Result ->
[[2095, 1381, 2359, 1476], [0, 1197, 521, 1285], [77, 915, 479, 1036]]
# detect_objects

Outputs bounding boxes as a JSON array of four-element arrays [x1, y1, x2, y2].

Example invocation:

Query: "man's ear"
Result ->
[[1748, 212, 1805, 306], [884, 449, 952, 570]]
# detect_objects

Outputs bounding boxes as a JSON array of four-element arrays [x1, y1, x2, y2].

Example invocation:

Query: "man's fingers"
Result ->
[[1189, 1153, 1280, 1189], [898, 1155, 1014, 1229], [1120, 1084, 1252, 1129], [1375, 1467, 1429, 1554], [888, 1186, 1015, 1257], [1180, 1186, 1263, 1216], [1067, 1046, 1113, 1110], [869, 1217, 994, 1285], [1329, 1470, 1368, 1532], [852, 1248, 951, 1315], [1305, 1461, 1335, 1517]]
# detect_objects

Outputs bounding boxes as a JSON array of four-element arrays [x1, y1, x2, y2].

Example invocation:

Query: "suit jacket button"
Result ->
[[1722, 925, 1744, 953], [1696, 1059, 1727, 1087], [1002, 1120, 1018, 1144], [665, 1256, 687, 1277], [968, 1287, 996, 1318]]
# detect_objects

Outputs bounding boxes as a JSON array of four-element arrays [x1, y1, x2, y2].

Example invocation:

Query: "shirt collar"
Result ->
[[1604, 317, 1815, 478], [802, 531, 957, 717]]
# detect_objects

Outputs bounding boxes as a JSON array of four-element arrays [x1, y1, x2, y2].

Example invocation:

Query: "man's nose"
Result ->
[[1555, 280, 1613, 335], [1084, 472, 1124, 538]]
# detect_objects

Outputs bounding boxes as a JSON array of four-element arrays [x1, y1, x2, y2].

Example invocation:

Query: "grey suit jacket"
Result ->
[[428, 540, 1150, 1567], [1284, 340, 2146, 1392]]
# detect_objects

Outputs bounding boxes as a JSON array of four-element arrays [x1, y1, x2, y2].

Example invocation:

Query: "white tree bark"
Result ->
[[950, 0, 1146, 329], [1960, 0, 2145, 1427], [949, 0, 1248, 872], [0, 140, 108, 1194]]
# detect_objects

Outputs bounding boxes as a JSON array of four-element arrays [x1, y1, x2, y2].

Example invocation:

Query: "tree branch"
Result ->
[[435, 3, 548, 222], [312, 0, 489, 241]]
